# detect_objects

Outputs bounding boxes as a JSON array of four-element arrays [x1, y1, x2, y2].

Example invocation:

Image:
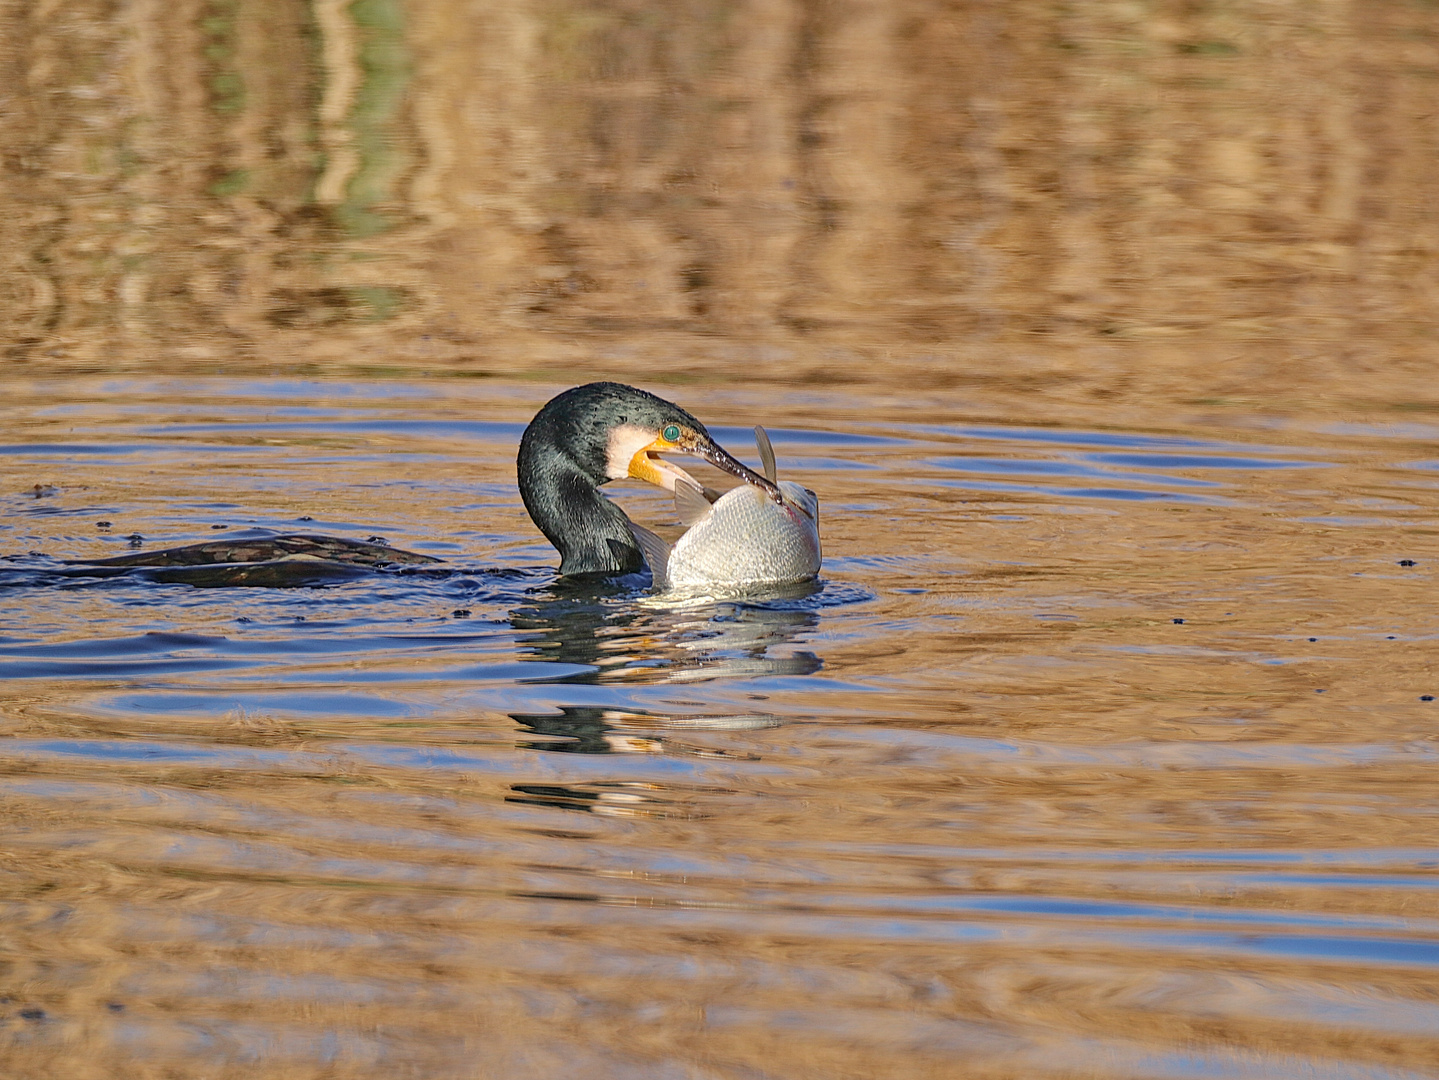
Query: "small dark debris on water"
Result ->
[[1423, 696, 1435, 702], [237, 616, 252, 623], [1388, 636, 1398, 640], [31, 484, 56, 498], [367, 536, 388, 546], [1308, 637, 1317, 642], [1172, 618, 1184, 624], [96, 520, 111, 529], [452, 609, 472, 618], [211, 524, 228, 530], [1398, 559, 1416, 567], [19, 1008, 45, 1021], [127, 533, 144, 547], [1315, 689, 1326, 693], [106, 1002, 125, 1013], [298, 515, 314, 522]]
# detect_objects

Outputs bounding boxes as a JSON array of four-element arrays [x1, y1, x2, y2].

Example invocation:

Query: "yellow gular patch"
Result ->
[[605, 423, 700, 492]]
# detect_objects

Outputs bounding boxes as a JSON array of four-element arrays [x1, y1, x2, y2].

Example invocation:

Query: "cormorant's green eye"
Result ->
[[662, 425, 681, 442]]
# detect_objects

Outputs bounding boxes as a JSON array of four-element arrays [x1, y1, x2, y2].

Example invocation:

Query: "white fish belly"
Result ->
[[665, 481, 821, 588]]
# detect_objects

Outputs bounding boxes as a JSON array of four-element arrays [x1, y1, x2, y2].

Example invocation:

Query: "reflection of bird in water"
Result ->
[[65, 382, 780, 586], [503, 583, 819, 815], [506, 704, 782, 819], [510, 582, 822, 686], [656, 601, 823, 682]]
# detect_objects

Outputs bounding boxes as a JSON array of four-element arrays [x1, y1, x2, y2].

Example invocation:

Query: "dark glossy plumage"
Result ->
[[517, 382, 716, 576], [77, 534, 438, 569], [64, 534, 440, 588]]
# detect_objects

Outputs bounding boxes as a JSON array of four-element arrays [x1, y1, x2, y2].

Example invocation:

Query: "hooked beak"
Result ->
[[691, 435, 784, 500], [628, 432, 783, 501]]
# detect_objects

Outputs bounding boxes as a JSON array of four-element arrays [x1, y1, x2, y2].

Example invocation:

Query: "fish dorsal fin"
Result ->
[[673, 477, 713, 526], [755, 425, 778, 485], [627, 522, 671, 588]]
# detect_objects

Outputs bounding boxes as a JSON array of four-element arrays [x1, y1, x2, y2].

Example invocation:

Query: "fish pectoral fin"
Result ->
[[755, 426, 778, 485], [627, 522, 672, 588], [672, 477, 713, 526]]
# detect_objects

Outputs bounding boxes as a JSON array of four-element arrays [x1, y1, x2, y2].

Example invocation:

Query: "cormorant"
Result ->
[[517, 382, 778, 575], [66, 382, 778, 584]]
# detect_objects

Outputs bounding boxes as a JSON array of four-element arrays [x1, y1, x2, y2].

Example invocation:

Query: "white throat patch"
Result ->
[[606, 424, 660, 480], [606, 423, 701, 492]]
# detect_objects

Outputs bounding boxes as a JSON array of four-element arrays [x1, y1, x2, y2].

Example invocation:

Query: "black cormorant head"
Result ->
[[517, 382, 779, 577], [520, 382, 779, 497]]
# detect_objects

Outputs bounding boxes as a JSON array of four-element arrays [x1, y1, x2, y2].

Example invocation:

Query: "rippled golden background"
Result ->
[[4, 0, 1437, 406], [4, 5, 1439, 1079]]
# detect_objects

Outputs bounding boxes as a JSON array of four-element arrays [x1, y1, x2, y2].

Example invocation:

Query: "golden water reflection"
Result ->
[[4, 0, 1438, 414], [3, 376, 1438, 1077], [3, 0, 1439, 1076]]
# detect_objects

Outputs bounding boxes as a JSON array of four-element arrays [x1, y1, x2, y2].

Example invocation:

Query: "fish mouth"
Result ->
[[628, 433, 782, 501]]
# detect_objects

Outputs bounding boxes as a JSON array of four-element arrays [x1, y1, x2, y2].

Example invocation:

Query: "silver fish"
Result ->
[[630, 426, 822, 593]]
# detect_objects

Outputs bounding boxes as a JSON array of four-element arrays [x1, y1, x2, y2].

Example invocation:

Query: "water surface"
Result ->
[[2, 376, 1437, 1078]]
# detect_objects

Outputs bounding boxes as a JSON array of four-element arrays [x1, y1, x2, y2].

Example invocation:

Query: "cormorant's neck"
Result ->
[[518, 451, 644, 576]]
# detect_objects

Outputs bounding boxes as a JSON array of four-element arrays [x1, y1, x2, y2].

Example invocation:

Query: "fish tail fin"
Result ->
[[755, 426, 778, 485], [672, 477, 713, 526], [628, 522, 672, 589]]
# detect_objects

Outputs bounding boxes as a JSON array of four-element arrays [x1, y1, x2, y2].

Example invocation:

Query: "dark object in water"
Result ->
[[72, 533, 439, 569], [62, 533, 441, 589], [1398, 559, 1416, 566]]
